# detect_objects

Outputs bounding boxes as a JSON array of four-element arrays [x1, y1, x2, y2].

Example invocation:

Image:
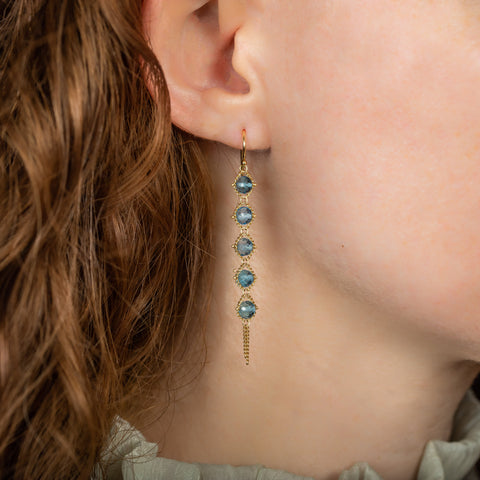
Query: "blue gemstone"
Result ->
[[239, 300, 256, 319], [236, 237, 253, 256], [236, 206, 252, 225], [237, 269, 254, 288], [236, 175, 253, 194]]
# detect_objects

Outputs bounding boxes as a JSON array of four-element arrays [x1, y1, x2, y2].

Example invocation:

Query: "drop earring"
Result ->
[[232, 129, 257, 365]]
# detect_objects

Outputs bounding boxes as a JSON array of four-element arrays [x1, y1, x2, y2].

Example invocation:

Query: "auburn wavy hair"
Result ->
[[0, 0, 214, 478]]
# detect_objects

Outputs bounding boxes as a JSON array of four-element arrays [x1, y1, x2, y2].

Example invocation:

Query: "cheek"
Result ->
[[261, 1, 480, 354]]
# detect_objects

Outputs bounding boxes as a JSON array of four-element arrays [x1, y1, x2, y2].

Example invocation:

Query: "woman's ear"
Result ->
[[142, 0, 270, 150]]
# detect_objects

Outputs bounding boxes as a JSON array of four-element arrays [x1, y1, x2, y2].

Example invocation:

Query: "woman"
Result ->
[[2, 0, 480, 479]]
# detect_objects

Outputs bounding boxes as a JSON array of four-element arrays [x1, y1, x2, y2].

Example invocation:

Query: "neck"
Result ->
[[141, 144, 480, 480]]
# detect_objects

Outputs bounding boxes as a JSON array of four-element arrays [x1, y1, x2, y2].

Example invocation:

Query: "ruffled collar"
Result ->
[[94, 389, 480, 480]]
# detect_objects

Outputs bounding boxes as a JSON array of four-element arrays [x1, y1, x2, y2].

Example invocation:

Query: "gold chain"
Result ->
[[242, 320, 250, 365]]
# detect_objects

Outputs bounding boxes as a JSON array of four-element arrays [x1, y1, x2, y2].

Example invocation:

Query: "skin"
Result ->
[[141, 1, 480, 479]]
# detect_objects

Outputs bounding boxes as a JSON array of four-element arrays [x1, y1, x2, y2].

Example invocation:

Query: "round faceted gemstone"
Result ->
[[237, 269, 254, 288], [236, 206, 253, 225], [236, 237, 253, 256], [235, 175, 253, 194], [238, 300, 256, 319]]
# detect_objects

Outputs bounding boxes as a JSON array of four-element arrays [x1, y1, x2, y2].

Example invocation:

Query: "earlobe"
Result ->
[[142, 0, 270, 150]]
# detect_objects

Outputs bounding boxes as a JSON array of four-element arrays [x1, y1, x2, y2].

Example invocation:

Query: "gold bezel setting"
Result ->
[[231, 203, 256, 228], [232, 232, 256, 259], [233, 263, 257, 290], [236, 292, 258, 321], [232, 170, 257, 197]]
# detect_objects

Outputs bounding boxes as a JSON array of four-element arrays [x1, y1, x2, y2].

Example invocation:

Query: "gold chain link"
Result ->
[[242, 320, 250, 365]]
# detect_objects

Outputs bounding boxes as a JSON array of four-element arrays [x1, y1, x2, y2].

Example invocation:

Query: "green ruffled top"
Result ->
[[93, 389, 480, 480]]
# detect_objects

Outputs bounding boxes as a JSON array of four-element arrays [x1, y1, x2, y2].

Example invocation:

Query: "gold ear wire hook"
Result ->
[[240, 128, 247, 169]]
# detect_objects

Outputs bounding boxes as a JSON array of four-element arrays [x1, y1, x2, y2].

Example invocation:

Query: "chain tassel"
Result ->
[[242, 321, 250, 365]]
